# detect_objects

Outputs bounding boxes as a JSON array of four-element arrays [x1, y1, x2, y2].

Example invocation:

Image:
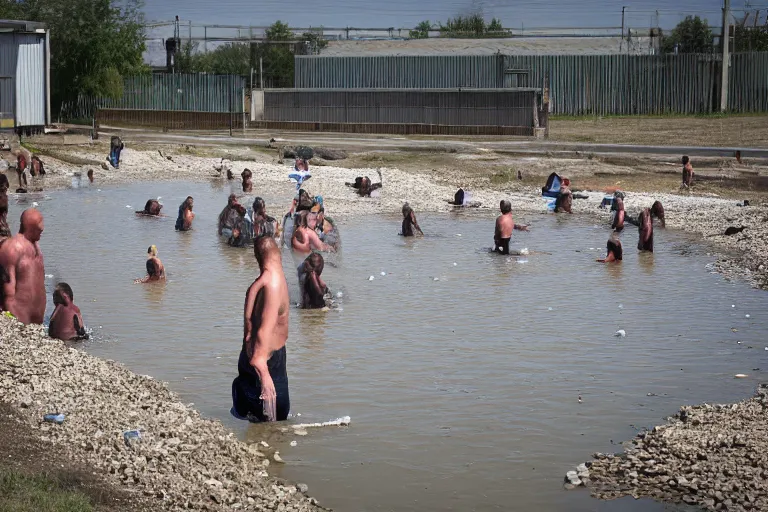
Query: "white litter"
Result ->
[[745, 314, 751, 318], [292, 416, 351, 430], [126, 205, 131, 208], [380, 272, 386, 276], [368, 276, 375, 281], [433, 277, 440, 281], [548, 307, 553, 311], [618, 304, 624, 309], [290, 441, 297, 447], [519, 248, 530, 255], [734, 374, 748, 378], [453, 262, 457, 266], [615, 330, 626, 337], [732, 305, 736, 308], [336, 291, 343, 298]]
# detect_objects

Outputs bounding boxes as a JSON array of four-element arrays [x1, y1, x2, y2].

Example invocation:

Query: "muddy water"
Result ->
[[13, 181, 768, 512]]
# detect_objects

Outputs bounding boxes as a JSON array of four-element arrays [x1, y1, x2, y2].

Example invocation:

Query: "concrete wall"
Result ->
[[251, 89, 264, 121]]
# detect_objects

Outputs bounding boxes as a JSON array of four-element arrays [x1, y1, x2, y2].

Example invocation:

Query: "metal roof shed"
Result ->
[[0, 19, 50, 132]]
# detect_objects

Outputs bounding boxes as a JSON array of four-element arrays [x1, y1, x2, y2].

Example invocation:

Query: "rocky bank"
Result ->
[[582, 384, 768, 511], [0, 314, 326, 511]]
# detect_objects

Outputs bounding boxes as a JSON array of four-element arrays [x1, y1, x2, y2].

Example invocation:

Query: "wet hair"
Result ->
[[182, 196, 194, 211], [87, 169, 94, 177], [682, 155, 690, 165], [241, 169, 252, 180], [55, 282, 74, 301], [0, 174, 8, 192], [226, 169, 234, 180], [254, 235, 278, 266], [228, 193, 237, 206], [402, 203, 413, 218], [308, 252, 324, 275], [253, 197, 265, 213], [650, 200, 665, 221], [146, 258, 158, 277], [500, 200, 512, 214], [295, 210, 309, 229], [607, 239, 623, 261]]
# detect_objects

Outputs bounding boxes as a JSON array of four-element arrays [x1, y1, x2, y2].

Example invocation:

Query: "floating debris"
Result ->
[[735, 374, 748, 378], [614, 330, 626, 338], [368, 276, 375, 281]]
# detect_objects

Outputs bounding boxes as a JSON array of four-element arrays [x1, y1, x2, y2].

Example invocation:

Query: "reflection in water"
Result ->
[[27, 182, 768, 512]]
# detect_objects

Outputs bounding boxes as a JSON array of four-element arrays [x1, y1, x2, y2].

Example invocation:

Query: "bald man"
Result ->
[[232, 236, 291, 422], [0, 209, 45, 324]]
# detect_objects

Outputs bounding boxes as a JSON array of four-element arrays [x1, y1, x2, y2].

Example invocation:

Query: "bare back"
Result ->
[[244, 269, 289, 361], [49, 303, 85, 341], [0, 234, 45, 324], [496, 213, 514, 239]]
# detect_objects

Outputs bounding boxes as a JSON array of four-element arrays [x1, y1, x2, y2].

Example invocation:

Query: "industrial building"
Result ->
[[0, 19, 50, 133]]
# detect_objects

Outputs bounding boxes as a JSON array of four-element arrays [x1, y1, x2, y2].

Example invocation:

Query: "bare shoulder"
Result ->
[[0, 236, 22, 262]]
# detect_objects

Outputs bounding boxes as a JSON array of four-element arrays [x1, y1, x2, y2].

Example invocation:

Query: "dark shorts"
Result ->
[[495, 237, 511, 255], [232, 346, 290, 422]]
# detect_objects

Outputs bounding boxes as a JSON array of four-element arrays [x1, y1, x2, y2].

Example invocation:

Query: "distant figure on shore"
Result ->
[[16, 153, 27, 175], [109, 136, 124, 169], [681, 156, 694, 189], [0, 191, 10, 240], [227, 169, 234, 181], [241, 169, 253, 193], [136, 199, 163, 217], [87, 169, 94, 184], [135, 245, 165, 283], [175, 196, 195, 231], [15, 167, 27, 193], [30, 156, 45, 177], [651, 200, 665, 227], [49, 282, 88, 341], [611, 197, 625, 232], [251, 197, 281, 244], [597, 236, 623, 263], [637, 207, 654, 252], [232, 236, 291, 422], [401, 203, 423, 237], [300, 253, 330, 309], [555, 178, 573, 214], [292, 211, 332, 254], [494, 200, 529, 255], [0, 209, 46, 324], [346, 170, 383, 197]]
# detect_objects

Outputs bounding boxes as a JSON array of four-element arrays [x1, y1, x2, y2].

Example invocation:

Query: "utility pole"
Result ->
[[620, 6, 626, 52], [720, 0, 731, 112]]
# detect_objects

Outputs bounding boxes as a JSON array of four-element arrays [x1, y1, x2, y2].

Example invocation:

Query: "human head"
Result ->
[[227, 169, 234, 180], [241, 168, 252, 180], [651, 200, 665, 224], [562, 178, 571, 187], [499, 200, 512, 214], [228, 193, 237, 207], [613, 197, 625, 212], [682, 155, 690, 165], [607, 236, 623, 261], [146, 258, 159, 277], [254, 235, 280, 269], [296, 210, 309, 229], [234, 204, 246, 217], [183, 196, 194, 211], [87, 169, 94, 183], [253, 197, 266, 216], [308, 252, 324, 275], [19, 208, 43, 242], [402, 203, 413, 218], [147, 245, 158, 257], [53, 282, 74, 306]]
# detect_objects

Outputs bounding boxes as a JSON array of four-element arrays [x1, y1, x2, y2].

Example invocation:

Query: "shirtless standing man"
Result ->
[[637, 207, 654, 252], [494, 200, 529, 255], [232, 236, 291, 422], [48, 283, 88, 341], [0, 209, 45, 324]]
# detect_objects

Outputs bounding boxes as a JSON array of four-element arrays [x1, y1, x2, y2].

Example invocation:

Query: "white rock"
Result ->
[[290, 440, 297, 447], [204, 478, 223, 487], [273, 452, 284, 463], [577, 463, 588, 473]]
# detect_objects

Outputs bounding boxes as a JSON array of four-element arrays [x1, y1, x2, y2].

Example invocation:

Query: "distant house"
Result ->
[[0, 19, 51, 133]]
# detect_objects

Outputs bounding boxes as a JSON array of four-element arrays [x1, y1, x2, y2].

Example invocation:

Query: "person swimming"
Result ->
[[494, 199, 529, 255], [345, 170, 383, 197], [597, 236, 623, 263], [175, 196, 195, 231], [136, 199, 163, 216], [401, 203, 424, 237]]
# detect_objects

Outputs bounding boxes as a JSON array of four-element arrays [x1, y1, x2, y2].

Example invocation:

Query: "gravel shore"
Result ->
[[583, 384, 768, 511], [0, 314, 326, 512]]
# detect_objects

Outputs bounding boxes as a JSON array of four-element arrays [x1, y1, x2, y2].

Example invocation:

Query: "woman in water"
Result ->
[[597, 236, 622, 263], [400, 203, 424, 237], [175, 196, 195, 231], [135, 245, 166, 283]]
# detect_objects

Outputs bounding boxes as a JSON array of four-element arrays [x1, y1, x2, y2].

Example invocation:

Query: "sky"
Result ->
[[140, 0, 759, 30]]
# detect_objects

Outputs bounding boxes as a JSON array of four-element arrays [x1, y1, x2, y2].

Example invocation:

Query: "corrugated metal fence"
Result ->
[[263, 88, 537, 128], [294, 53, 768, 115], [63, 74, 245, 120]]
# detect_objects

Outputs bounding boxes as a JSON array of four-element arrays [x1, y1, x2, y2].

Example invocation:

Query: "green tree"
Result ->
[[409, 20, 431, 39], [0, 0, 147, 115], [734, 25, 768, 52], [301, 28, 328, 53], [487, 18, 503, 33], [661, 15, 714, 53], [251, 21, 295, 87]]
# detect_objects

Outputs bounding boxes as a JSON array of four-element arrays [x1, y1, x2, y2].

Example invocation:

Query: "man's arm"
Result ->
[[243, 281, 263, 343], [0, 241, 19, 316], [308, 230, 331, 252], [514, 224, 529, 231]]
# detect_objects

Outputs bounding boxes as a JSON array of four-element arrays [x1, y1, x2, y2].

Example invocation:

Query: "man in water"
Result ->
[[48, 283, 88, 341], [15, 167, 27, 193], [597, 236, 623, 263], [30, 156, 45, 177], [300, 253, 329, 309], [401, 203, 423, 237], [637, 207, 654, 252], [611, 197, 625, 232], [87, 169, 94, 184], [251, 197, 281, 243], [292, 211, 332, 254], [232, 236, 291, 422], [175, 196, 195, 231], [218, 194, 242, 236], [494, 200, 529, 255], [555, 178, 573, 214], [0, 209, 46, 324], [109, 136, 124, 169], [136, 199, 163, 216], [681, 156, 694, 188], [241, 169, 253, 193], [135, 245, 165, 283]]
